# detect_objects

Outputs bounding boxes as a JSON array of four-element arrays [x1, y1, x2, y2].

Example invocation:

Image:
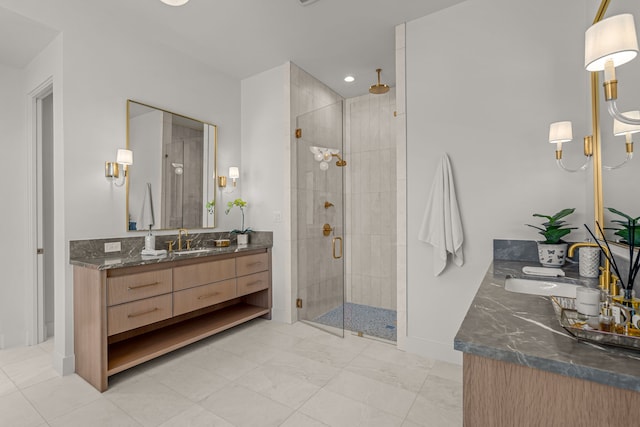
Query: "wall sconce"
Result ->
[[105, 149, 133, 187], [585, 13, 640, 126], [229, 167, 239, 186], [609, 110, 640, 169], [548, 121, 592, 173], [548, 112, 638, 172], [218, 166, 239, 189]]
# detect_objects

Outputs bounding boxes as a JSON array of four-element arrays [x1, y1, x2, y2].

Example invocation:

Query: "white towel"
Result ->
[[137, 182, 155, 231], [418, 153, 464, 276]]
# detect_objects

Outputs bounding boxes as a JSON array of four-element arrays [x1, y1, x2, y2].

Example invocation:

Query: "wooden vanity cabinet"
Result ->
[[73, 248, 271, 391]]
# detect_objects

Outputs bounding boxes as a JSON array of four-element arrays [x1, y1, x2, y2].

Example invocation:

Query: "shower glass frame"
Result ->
[[295, 101, 345, 337]]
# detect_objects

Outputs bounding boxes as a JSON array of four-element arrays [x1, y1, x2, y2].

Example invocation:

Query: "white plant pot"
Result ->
[[537, 242, 568, 267], [237, 234, 249, 245]]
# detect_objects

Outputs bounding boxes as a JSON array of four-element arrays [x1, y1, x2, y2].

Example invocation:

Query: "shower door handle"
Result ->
[[332, 237, 343, 259]]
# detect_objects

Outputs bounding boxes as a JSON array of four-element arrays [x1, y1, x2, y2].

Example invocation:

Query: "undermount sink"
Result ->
[[504, 277, 582, 298], [173, 248, 212, 255]]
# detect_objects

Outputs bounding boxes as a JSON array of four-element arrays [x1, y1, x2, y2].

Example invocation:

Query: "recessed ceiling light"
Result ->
[[344, 75, 355, 83], [160, 0, 189, 6]]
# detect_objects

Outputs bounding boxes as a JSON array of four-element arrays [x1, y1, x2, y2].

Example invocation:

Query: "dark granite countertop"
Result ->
[[454, 260, 640, 392], [69, 243, 272, 270]]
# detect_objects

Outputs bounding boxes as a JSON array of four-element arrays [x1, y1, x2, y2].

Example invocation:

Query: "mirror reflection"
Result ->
[[127, 100, 217, 231], [600, 27, 640, 242], [584, 4, 640, 243]]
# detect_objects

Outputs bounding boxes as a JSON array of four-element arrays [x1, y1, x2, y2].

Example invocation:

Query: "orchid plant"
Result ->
[[225, 198, 252, 234], [206, 200, 215, 214]]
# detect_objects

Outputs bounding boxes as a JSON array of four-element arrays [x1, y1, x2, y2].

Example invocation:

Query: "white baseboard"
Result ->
[[1, 329, 27, 349], [53, 351, 75, 376], [45, 322, 55, 339], [270, 308, 293, 324]]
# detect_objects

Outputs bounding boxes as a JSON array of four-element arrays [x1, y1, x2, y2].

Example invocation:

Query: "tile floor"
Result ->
[[0, 319, 462, 426]]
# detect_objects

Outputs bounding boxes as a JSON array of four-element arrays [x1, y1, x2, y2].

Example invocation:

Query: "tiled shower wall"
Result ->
[[345, 89, 397, 310]]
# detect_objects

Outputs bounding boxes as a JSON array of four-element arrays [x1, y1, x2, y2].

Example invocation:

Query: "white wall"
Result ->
[[61, 27, 240, 240], [241, 64, 291, 323], [405, 0, 593, 362], [0, 63, 27, 348]]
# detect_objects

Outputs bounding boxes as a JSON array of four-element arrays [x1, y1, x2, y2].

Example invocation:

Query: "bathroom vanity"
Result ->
[[455, 259, 640, 426], [70, 244, 271, 391]]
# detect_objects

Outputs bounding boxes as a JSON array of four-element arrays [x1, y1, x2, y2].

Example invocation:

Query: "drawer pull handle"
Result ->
[[127, 307, 159, 318], [198, 292, 220, 300], [128, 282, 159, 291], [247, 261, 263, 267], [246, 280, 263, 287]]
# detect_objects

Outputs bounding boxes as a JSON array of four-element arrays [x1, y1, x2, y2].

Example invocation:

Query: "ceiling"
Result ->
[[0, 0, 466, 98]]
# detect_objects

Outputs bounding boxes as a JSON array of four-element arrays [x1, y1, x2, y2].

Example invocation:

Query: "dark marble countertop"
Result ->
[[69, 243, 272, 270], [454, 260, 640, 392]]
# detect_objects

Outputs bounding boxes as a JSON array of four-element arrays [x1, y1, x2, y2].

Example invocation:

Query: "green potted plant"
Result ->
[[585, 208, 640, 304], [526, 208, 577, 267], [606, 207, 640, 246], [225, 198, 252, 245]]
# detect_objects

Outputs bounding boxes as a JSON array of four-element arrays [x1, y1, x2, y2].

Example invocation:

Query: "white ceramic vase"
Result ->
[[237, 234, 249, 245], [537, 242, 568, 267]]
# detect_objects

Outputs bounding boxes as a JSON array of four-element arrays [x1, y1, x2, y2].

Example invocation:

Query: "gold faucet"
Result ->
[[177, 228, 188, 251], [568, 242, 614, 294]]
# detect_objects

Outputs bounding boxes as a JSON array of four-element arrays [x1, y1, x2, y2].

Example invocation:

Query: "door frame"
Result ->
[[27, 78, 53, 345]]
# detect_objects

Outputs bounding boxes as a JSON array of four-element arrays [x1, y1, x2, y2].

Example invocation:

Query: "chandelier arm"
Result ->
[[556, 158, 590, 173], [603, 152, 633, 170], [607, 100, 640, 126]]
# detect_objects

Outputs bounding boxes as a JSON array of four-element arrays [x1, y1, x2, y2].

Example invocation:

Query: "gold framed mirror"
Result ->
[[126, 100, 217, 231]]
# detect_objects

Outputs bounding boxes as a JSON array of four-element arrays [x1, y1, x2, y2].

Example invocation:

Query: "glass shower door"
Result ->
[[295, 101, 345, 337]]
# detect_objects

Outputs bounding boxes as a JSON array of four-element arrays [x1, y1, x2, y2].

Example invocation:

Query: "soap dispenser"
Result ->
[[599, 300, 613, 333], [145, 229, 155, 251]]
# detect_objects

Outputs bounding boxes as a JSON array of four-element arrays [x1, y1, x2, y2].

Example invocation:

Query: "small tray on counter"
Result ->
[[550, 296, 640, 352]]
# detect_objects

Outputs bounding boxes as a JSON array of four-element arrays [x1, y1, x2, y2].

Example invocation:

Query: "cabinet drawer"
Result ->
[[173, 279, 236, 316], [173, 258, 236, 292], [237, 271, 269, 297], [107, 269, 172, 306], [236, 252, 268, 277], [107, 294, 172, 336]]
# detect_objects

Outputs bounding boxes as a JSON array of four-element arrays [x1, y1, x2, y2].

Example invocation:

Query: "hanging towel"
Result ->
[[418, 153, 464, 276], [137, 182, 155, 231]]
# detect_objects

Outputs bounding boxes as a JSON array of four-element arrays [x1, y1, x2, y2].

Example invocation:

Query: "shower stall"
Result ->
[[295, 88, 397, 341]]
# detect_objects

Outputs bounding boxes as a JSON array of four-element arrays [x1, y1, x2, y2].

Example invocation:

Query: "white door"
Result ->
[[35, 90, 55, 342]]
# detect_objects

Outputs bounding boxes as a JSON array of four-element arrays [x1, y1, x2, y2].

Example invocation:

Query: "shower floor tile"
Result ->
[[312, 303, 397, 341]]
